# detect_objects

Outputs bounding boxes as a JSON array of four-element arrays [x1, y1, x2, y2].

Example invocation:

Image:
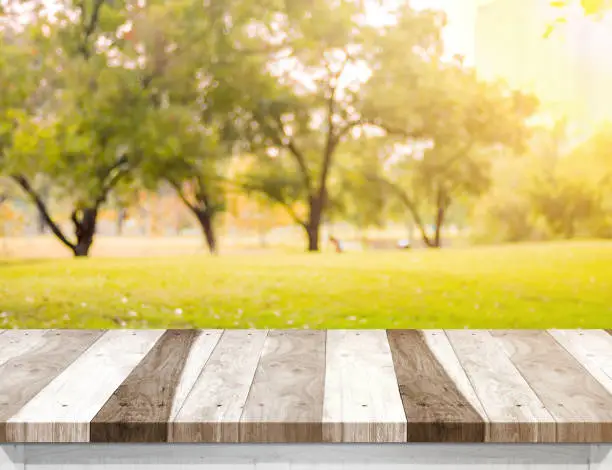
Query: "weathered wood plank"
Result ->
[[170, 330, 268, 442], [491, 330, 612, 442], [6, 330, 165, 442], [549, 329, 612, 394], [0, 330, 104, 442], [420, 331, 489, 424], [90, 329, 222, 442], [240, 330, 325, 443], [323, 330, 406, 443], [168, 330, 225, 420], [0, 330, 49, 369], [387, 330, 486, 442], [446, 330, 556, 443]]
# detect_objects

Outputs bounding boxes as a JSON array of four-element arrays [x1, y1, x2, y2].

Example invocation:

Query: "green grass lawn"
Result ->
[[1, 240, 611, 329]]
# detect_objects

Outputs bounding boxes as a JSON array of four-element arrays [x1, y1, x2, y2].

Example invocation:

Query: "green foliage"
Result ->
[[2, 0, 605, 254], [365, 54, 538, 246]]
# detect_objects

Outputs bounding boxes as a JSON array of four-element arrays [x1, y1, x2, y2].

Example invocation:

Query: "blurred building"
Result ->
[[474, 0, 612, 142]]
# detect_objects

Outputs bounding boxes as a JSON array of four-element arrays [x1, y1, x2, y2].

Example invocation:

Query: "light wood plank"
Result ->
[[90, 329, 222, 442], [421, 330, 489, 423], [446, 330, 556, 443], [492, 330, 612, 442], [0, 330, 49, 369], [0, 330, 104, 442], [549, 329, 612, 394], [6, 330, 165, 442], [169, 330, 226, 420], [240, 330, 326, 443], [387, 330, 486, 442], [323, 330, 406, 443], [171, 330, 268, 442]]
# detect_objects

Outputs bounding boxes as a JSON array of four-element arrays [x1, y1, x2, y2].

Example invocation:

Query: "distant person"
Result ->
[[329, 235, 343, 253]]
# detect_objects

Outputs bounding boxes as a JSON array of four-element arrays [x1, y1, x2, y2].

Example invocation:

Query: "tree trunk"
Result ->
[[72, 207, 98, 257], [433, 206, 446, 248], [305, 198, 323, 252], [195, 209, 217, 254], [116, 208, 126, 236], [430, 187, 449, 249]]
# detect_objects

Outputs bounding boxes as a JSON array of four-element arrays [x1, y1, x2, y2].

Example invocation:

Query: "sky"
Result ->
[[411, 0, 479, 64]]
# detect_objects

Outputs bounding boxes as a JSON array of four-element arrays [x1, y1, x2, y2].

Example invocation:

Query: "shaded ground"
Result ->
[[0, 240, 611, 329]]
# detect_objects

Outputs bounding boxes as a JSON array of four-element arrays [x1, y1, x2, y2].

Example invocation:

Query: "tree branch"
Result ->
[[167, 177, 200, 216], [95, 155, 130, 206], [271, 114, 313, 194], [79, 0, 106, 59], [369, 174, 435, 247], [11, 174, 76, 250], [318, 52, 352, 200]]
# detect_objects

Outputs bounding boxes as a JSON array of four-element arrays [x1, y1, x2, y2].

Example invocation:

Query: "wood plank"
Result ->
[[446, 330, 556, 443], [549, 329, 612, 394], [323, 330, 406, 443], [240, 330, 326, 443], [420, 331, 489, 423], [0, 330, 104, 442], [491, 330, 612, 442], [387, 330, 486, 442], [90, 329, 222, 443], [0, 330, 49, 369], [170, 330, 268, 443], [168, 330, 225, 420], [5, 330, 165, 442]]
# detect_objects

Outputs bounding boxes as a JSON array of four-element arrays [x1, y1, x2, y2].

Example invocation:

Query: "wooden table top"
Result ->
[[1, 329, 611, 444]]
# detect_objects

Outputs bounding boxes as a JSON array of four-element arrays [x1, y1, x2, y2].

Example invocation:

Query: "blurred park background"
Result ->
[[1, 0, 611, 328]]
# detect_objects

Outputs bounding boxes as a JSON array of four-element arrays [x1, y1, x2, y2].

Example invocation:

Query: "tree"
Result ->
[[235, 0, 442, 251], [127, 0, 273, 254], [364, 59, 538, 248], [530, 122, 612, 238], [1, 0, 153, 257], [327, 137, 389, 233]]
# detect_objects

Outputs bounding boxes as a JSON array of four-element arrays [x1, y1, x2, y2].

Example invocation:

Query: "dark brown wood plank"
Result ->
[[0, 329, 104, 441], [90, 329, 201, 443], [491, 330, 612, 442], [387, 330, 486, 442], [239, 330, 326, 442]]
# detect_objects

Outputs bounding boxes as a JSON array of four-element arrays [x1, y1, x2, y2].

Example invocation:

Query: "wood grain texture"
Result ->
[[90, 329, 219, 443], [6, 330, 165, 442], [240, 330, 326, 443], [420, 331, 489, 424], [0, 330, 104, 442], [168, 330, 224, 420], [446, 330, 556, 443], [323, 330, 406, 443], [171, 330, 268, 443], [1, 329, 612, 444], [549, 329, 612, 394], [0, 330, 49, 369], [491, 330, 612, 442], [387, 330, 486, 442]]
